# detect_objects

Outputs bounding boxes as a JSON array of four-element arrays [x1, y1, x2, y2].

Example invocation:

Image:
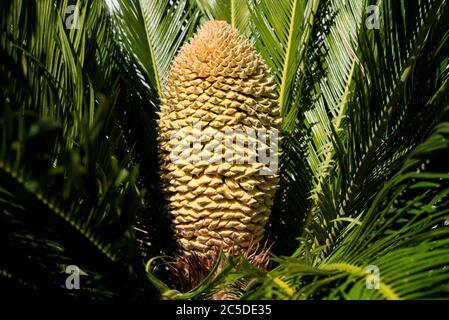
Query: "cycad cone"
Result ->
[[158, 20, 281, 257]]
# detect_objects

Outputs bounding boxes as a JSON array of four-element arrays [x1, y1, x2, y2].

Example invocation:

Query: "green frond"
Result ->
[[240, 119, 449, 299], [0, 0, 154, 298], [248, 0, 319, 121], [193, 0, 251, 37], [306, 0, 449, 261], [112, 0, 200, 98], [297, 0, 366, 248]]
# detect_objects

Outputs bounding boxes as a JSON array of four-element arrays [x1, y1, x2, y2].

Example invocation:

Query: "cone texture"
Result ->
[[158, 20, 281, 256]]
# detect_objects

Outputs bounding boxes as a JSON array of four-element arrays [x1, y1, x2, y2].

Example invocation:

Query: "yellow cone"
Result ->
[[158, 20, 281, 256]]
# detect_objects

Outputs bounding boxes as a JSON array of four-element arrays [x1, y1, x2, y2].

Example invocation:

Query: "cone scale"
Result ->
[[158, 21, 281, 256]]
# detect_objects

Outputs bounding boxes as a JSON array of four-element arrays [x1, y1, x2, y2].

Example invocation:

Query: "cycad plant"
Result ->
[[1, 0, 449, 300]]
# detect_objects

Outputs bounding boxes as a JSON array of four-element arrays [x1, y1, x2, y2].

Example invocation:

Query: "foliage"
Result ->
[[0, 0, 154, 298]]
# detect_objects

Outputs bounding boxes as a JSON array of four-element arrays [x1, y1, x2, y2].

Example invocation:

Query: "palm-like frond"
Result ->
[[249, 0, 319, 124], [306, 0, 448, 261], [111, 0, 199, 97], [242, 119, 449, 299], [193, 0, 251, 37], [320, 121, 449, 299], [0, 0, 153, 298], [303, 0, 364, 220], [269, 0, 366, 254]]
